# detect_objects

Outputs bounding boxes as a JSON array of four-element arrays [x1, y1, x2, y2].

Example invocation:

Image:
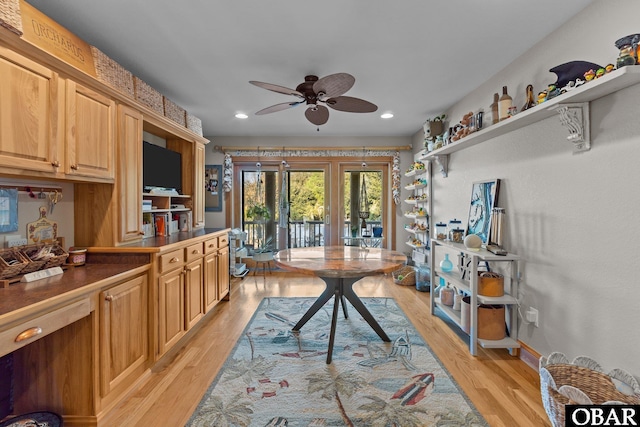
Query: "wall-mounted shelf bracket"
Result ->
[[434, 155, 448, 178], [556, 102, 590, 153]]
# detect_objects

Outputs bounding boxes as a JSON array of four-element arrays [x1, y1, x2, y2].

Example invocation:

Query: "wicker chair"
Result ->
[[539, 352, 640, 427]]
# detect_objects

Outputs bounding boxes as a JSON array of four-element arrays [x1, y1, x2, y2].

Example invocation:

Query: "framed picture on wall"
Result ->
[[205, 165, 223, 212], [466, 179, 500, 245]]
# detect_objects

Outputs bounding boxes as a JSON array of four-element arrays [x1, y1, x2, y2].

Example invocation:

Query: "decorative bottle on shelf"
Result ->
[[439, 253, 453, 272], [498, 86, 512, 121], [491, 93, 499, 125]]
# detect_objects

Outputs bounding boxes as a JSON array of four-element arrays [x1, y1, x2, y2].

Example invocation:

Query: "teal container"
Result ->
[[416, 263, 430, 292]]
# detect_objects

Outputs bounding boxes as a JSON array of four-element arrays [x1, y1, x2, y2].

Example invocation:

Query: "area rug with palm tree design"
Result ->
[[186, 297, 487, 427]]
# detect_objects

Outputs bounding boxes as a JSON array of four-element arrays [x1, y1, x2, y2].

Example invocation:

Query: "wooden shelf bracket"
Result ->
[[434, 155, 448, 178]]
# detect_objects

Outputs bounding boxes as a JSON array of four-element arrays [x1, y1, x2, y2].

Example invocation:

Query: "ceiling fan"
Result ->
[[249, 73, 378, 126]]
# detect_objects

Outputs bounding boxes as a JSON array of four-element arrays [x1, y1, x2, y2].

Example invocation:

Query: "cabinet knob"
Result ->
[[192, 249, 199, 254], [51, 160, 60, 167], [15, 327, 43, 342], [70, 164, 78, 170], [105, 294, 114, 301], [170, 257, 179, 263]]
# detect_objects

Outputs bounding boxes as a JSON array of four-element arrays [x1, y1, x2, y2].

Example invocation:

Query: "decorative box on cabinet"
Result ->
[[429, 239, 520, 356], [403, 151, 431, 265]]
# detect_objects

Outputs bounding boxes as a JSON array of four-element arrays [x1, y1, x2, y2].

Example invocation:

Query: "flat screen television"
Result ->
[[143, 142, 182, 193]]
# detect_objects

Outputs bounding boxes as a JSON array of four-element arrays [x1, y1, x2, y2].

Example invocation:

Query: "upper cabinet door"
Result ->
[[117, 104, 143, 243], [66, 80, 116, 181], [193, 142, 206, 228], [0, 47, 63, 175]]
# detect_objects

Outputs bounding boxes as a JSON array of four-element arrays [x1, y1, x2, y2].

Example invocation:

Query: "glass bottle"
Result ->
[[491, 93, 499, 125], [498, 86, 512, 121], [439, 253, 453, 272]]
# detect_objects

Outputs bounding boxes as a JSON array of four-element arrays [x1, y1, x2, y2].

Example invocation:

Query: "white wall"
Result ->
[[418, 0, 640, 377]]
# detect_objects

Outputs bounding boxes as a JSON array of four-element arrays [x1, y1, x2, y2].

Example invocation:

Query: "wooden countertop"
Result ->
[[87, 228, 230, 253], [0, 262, 149, 323]]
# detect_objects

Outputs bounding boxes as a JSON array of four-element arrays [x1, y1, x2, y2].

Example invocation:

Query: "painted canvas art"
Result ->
[[466, 179, 500, 244]]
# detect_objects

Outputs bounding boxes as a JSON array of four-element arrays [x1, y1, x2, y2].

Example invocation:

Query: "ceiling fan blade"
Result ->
[[255, 101, 303, 115], [305, 105, 329, 125], [313, 73, 355, 98], [250, 81, 303, 98], [325, 96, 378, 113]]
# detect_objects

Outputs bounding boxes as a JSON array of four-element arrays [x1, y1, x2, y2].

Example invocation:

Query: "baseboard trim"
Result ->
[[519, 341, 541, 372]]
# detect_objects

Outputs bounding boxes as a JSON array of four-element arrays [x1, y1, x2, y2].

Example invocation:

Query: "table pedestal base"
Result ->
[[292, 276, 390, 363]]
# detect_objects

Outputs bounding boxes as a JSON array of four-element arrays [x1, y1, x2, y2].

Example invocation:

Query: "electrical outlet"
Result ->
[[526, 307, 539, 327]]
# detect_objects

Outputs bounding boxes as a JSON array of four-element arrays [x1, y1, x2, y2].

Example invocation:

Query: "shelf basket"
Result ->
[[0, 250, 28, 280], [91, 46, 135, 98], [0, 0, 23, 36], [163, 96, 186, 126], [134, 77, 164, 114], [392, 265, 416, 286], [539, 352, 640, 427]]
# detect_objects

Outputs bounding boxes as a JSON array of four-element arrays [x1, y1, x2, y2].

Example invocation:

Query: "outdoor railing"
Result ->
[[243, 219, 381, 250]]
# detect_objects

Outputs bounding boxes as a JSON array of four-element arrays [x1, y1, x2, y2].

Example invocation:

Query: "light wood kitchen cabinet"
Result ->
[[204, 237, 220, 312], [193, 142, 206, 228], [65, 80, 116, 181], [0, 46, 64, 176], [117, 104, 144, 243], [217, 245, 230, 301], [158, 266, 185, 356], [99, 273, 149, 400], [184, 242, 205, 330]]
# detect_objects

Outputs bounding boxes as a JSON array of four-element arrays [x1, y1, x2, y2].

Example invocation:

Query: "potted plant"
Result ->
[[247, 203, 271, 221]]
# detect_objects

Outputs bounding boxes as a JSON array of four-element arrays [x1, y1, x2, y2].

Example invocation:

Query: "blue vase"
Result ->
[[416, 263, 430, 292], [439, 253, 453, 273]]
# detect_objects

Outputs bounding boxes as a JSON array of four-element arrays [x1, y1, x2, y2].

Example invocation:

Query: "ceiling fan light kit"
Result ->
[[250, 73, 378, 126]]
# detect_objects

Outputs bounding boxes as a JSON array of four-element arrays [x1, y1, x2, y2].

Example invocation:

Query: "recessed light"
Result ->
[[235, 113, 248, 119], [381, 113, 394, 119]]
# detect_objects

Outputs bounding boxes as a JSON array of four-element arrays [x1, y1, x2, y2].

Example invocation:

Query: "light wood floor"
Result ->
[[101, 272, 551, 427]]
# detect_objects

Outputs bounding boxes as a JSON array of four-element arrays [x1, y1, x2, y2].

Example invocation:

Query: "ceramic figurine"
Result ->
[[521, 84, 536, 111], [605, 63, 615, 73], [560, 81, 575, 94], [574, 78, 586, 88], [537, 90, 547, 104], [584, 69, 596, 81], [546, 83, 560, 100], [595, 67, 606, 78]]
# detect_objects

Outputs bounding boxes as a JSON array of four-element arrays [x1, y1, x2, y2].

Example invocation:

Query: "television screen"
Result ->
[[143, 142, 182, 193]]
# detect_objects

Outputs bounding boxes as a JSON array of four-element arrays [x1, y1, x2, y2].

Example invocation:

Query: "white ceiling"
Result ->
[[26, 0, 595, 138]]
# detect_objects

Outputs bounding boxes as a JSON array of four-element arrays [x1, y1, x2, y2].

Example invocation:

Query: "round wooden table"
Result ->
[[274, 246, 407, 363]]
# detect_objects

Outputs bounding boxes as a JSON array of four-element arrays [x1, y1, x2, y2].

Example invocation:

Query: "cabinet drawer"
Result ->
[[0, 298, 90, 358], [160, 249, 185, 273], [203, 237, 218, 254], [217, 234, 229, 247], [185, 242, 204, 263]]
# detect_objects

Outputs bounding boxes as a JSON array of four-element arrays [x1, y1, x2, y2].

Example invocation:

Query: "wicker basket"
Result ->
[[392, 265, 416, 286], [539, 352, 640, 427], [91, 46, 134, 98], [134, 77, 164, 114], [21, 244, 68, 273], [0, 0, 23, 36], [186, 113, 203, 136], [0, 250, 28, 280], [163, 97, 186, 126]]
